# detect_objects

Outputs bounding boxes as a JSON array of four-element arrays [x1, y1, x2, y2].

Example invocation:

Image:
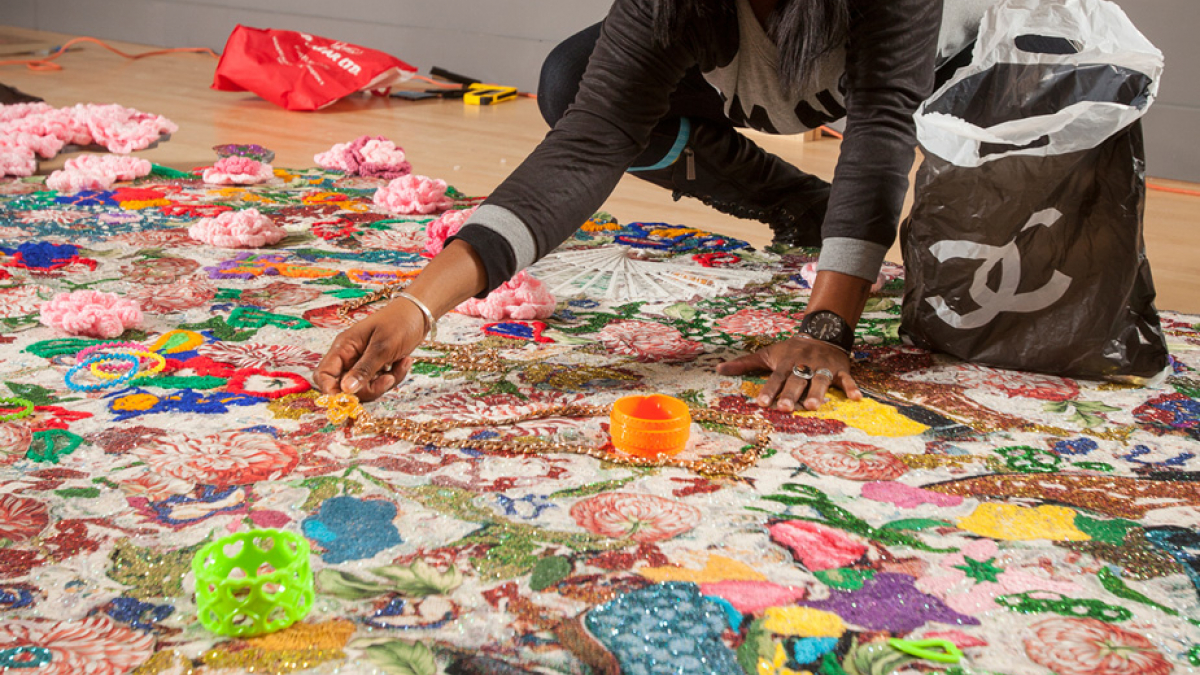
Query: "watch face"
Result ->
[[809, 312, 844, 341]]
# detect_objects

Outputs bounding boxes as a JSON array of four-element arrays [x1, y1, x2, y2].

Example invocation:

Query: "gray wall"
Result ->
[[0, 0, 611, 93], [3, 0, 1197, 181], [1119, 0, 1199, 182]]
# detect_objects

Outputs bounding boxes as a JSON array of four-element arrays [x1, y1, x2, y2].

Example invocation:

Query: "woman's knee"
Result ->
[[537, 22, 603, 128]]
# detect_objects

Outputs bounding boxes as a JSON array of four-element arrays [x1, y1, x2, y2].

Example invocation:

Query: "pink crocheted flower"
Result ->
[[46, 155, 152, 193], [423, 206, 478, 257], [315, 135, 412, 179], [39, 290, 143, 338], [188, 208, 288, 248], [72, 103, 178, 153], [201, 156, 275, 185], [1, 131, 64, 159], [456, 271, 557, 321], [373, 174, 453, 215], [0, 147, 36, 177]]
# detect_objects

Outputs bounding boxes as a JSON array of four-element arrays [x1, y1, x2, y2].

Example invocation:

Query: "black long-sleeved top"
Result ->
[[452, 0, 942, 294]]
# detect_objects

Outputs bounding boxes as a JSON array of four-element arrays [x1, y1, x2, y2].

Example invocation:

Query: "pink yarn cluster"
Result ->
[[0, 147, 35, 178], [46, 154, 153, 193], [799, 261, 888, 293], [315, 135, 411, 179], [373, 174, 453, 215], [40, 290, 143, 338], [188, 208, 287, 248], [202, 156, 275, 185], [422, 206, 478, 257], [0, 102, 177, 176], [456, 271, 557, 321]]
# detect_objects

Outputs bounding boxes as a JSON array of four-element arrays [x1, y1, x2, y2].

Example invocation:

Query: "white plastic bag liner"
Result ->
[[916, 0, 1164, 167]]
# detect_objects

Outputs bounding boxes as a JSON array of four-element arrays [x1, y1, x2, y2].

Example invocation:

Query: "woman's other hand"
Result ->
[[717, 335, 861, 412]]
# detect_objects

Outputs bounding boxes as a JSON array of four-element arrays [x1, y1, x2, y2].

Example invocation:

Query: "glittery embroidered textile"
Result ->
[[0, 162, 1199, 675]]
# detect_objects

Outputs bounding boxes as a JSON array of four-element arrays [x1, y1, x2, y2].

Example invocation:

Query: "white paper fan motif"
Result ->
[[530, 245, 772, 302]]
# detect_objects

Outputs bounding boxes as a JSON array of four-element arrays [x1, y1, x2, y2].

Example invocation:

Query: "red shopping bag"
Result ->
[[212, 25, 416, 111]]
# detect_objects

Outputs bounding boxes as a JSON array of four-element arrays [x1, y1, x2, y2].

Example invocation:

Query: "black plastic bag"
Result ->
[[900, 0, 1169, 381]]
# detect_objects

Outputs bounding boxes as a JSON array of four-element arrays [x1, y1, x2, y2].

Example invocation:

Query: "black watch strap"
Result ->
[[797, 310, 855, 353]]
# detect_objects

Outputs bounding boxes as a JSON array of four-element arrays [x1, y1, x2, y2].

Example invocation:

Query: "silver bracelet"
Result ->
[[394, 291, 437, 343]]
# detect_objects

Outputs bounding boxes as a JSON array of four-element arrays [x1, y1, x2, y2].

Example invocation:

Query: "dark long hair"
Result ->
[[654, 0, 850, 91]]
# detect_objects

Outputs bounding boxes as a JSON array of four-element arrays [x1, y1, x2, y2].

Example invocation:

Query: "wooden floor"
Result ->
[[5, 27, 1199, 313]]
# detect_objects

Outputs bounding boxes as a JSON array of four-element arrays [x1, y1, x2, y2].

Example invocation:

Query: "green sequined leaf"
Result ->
[[27, 429, 83, 464], [371, 560, 463, 596], [317, 569, 393, 600], [529, 556, 572, 592], [843, 637, 915, 675], [664, 302, 698, 322], [5, 381, 66, 406], [736, 618, 773, 675], [880, 518, 952, 531], [1075, 516, 1138, 546], [814, 568, 875, 591], [54, 487, 100, 499], [362, 640, 437, 675]]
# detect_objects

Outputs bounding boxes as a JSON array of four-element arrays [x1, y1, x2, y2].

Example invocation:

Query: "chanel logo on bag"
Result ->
[[926, 208, 1073, 330]]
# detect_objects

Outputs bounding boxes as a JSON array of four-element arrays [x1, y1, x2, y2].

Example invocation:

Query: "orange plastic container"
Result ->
[[610, 394, 691, 458]]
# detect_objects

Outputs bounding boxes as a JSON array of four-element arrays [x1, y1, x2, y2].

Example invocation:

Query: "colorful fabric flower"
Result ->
[[373, 174, 452, 215], [0, 494, 49, 542], [0, 615, 154, 675], [126, 275, 216, 313], [196, 341, 321, 370], [39, 290, 142, 338], [570, 492, 701, 543], [423, 206, 477, 257], [596, 319, 705, 363], [1023, 617, 1173, 675], [201, 156, 275, 185], [715, 308, 799, 336], [129, 430, 299, 486], [457, 271, 557, 321], [792, 441, 908, 481], [188, 208, 287, 248]]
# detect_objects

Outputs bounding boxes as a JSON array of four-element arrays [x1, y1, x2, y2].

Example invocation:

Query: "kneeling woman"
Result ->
[[315, 0, 943, 412]]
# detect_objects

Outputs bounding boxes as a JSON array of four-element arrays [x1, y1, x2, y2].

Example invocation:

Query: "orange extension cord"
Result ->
[[0, 36, 219, 71]]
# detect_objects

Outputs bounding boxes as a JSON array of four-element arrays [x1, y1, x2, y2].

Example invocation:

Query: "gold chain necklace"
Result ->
[[316, 393, 774, 478]]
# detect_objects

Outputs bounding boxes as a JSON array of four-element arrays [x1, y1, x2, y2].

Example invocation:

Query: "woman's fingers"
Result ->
[[802, 368, 835, 411], [715, 351, 767, 377], [313, 330, 366, 394], [776, 369, 811, 412], [837, 370, 863, 401], [342, 330, 399, 395]]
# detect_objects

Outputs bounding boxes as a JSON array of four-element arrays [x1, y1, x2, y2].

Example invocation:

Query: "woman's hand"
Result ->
[[312, 239, 490, 402], [716, 335, 861, 412], [313, 299, 424, 401]]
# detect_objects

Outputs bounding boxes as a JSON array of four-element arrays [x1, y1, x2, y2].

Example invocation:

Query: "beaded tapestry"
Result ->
[[0, 167, 1199, 675]]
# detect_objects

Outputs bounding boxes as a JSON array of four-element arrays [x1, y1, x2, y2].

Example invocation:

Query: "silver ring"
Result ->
[[813, 368, 834, 380], [791, 365, 813, 380]]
